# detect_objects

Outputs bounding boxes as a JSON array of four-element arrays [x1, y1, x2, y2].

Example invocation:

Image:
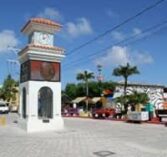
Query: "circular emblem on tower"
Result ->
[[40, 62, 55, 80], [38, 32, 52, 45]]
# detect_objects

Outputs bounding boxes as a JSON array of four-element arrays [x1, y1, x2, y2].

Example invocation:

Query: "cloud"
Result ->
[[0, 30, 19, 53], [95, 46, 153, 67], [65, 18, 93, 38], [133, 52, 153, 64], [111, 28, 142, 42], [38, 7, 63, 21], [132, 28, 142, 35], [95, 46, 129, 66], [111, 31, 125, 41], [106, 10, 119, 19]]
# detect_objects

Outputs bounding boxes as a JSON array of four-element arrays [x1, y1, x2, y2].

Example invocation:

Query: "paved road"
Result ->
[[0, 113, 167, 157]]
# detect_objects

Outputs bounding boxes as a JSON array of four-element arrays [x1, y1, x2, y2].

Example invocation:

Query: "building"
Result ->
[[114, 82, 166, 108], [18, 18, 65, 132]]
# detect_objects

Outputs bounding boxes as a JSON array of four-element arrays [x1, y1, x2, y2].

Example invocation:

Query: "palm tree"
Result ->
[[129, 91, 149, 105], [76, 71, 95, 97], [76, 71, 94, 111], [128, 91, 149, 112], [113, 63, 139, 97]]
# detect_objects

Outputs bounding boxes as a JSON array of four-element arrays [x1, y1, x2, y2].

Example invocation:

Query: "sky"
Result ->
[[0, 0, 167, 89]]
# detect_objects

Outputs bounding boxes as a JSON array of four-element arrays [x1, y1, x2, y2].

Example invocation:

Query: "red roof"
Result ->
[[30, 18, 61, 27], [21, 18, 62, 32]]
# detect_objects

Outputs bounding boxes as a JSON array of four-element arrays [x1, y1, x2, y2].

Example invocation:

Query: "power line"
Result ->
[[63, 19, 167, 68], [64, 20, 167, 67], [65, 20, 167, 68], [67, 0, 166, 55]]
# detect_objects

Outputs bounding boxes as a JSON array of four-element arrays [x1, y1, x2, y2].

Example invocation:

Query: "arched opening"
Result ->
[[38, 87, 53, 119], [22, 87, 26, 118]]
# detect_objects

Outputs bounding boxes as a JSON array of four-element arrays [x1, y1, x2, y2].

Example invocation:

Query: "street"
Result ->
[[0, 113, 166, 157]]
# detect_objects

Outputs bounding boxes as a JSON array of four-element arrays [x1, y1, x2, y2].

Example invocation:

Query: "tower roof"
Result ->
[[30, 18, 61, 27], [21, 18, 62, 35]]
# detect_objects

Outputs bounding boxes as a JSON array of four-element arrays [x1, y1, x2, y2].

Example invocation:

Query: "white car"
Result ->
[[0, 102, 9, 114]]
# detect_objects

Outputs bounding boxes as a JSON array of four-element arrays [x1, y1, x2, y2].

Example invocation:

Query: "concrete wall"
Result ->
[[115, 84, 164, 109], [19, 81, 64, 132]]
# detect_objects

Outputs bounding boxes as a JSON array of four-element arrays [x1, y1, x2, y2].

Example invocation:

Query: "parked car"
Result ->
[[62, 107, 79, 116], [0, 102, 9, 114], [156, 109, 167, 122], [92, 108, 115, 119]]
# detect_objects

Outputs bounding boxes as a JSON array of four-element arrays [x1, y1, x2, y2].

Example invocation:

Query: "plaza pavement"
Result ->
[[0, 113, 167, 157]]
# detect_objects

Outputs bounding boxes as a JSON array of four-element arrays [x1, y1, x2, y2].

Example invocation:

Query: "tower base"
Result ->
[[18, 117, 64, 133]]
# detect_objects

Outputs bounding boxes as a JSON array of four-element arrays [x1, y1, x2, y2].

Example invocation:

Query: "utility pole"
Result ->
[[97, 64, 103, 96], [7, 46, 20, 55], [7, 59, 20, 76], [7, 47, 20, 78]]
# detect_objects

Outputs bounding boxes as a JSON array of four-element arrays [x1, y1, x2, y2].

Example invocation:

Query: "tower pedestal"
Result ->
[[18, 116, 64, 133], [18, 81, 64, 132]]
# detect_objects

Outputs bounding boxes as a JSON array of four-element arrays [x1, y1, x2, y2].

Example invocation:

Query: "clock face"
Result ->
[[38, 33, 52, 45], [40, 62, 55, 80]]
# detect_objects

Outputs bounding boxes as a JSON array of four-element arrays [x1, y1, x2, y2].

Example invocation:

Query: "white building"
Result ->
[[114, 82, 166, 109]]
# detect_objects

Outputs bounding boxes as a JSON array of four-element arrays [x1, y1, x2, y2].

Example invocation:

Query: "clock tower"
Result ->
[[18, 18, 65, 132]]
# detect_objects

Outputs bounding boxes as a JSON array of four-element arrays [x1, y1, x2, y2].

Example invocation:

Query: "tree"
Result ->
[[76, 71, 95, 97], [64, 81, 116, 98], [0, 75, 18, 102], [65, 83, 77, 99], [0, 88, 5, 100], [128, 91, 149, 105], [102, 81, 116, 92], [115, 92, 149, 113], [76, 71, 94, 111], [113, 63, 139, 97]]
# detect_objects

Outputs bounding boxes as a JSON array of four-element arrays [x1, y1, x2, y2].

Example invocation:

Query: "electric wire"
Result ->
[[63, 19, 167, 69], [67, 0, 166, 56]]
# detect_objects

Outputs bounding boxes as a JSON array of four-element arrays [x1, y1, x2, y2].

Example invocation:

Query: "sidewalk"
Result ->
[[0, 113, 167, 157]]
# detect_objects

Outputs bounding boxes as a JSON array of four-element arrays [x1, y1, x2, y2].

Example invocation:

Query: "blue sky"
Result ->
[[0, 0, 167, 89]]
